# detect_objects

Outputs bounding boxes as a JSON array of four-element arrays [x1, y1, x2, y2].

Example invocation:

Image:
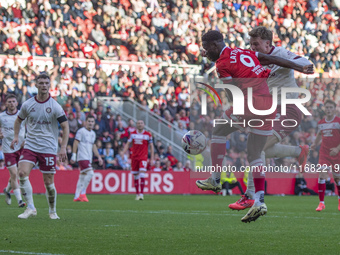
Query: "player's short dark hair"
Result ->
[[36, 73, 50, 83], [202, 30, 224, 43], [324, 99, 336, 107], [249, 26, 273, 44], [86, 115, 95, 120], [5, 93, 17, 102]]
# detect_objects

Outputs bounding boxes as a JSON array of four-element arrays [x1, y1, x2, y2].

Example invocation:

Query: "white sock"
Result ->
[[261, 151, 266, 166], [81, 170, 94, 195], [254, 191, 265, 207], [75, 174, 85, 199], [245, 171, 255, 199], [338, 196, 340, 200], [20, 177, 35, 210], [5, 181, 11, 192], [212, 172, 221, 184], [45, 183, 57, 214], [13, 188, 23, 203], [265, 144, 301, 158]]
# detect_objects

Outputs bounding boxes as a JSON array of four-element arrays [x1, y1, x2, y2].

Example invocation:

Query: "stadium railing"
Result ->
[[96, 96, 188, 164], [0, 55, 201, 77]]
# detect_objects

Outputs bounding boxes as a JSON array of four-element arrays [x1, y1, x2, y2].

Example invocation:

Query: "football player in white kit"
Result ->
[[70, 115, 103, 202], [229, 26, 314, 210], [11, 73, 70, 219], [0, 94, 26, 207]]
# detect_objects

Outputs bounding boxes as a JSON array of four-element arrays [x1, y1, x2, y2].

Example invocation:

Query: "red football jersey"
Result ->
[[215, 47, 271, 96], [128, 130, 153, 160], [318, 116, 340, 157]]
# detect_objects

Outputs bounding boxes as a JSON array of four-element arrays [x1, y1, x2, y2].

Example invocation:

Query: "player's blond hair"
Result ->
[[249, 26, 273, 44]]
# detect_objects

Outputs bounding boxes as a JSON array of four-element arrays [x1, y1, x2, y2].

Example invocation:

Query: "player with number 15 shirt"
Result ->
[[11, 73, 69, 220]]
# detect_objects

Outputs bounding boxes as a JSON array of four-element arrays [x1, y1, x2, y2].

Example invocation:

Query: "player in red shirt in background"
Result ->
[[196, 30, 313, 222], [122, 120, 154, 200], [311, 100, 340, 211]]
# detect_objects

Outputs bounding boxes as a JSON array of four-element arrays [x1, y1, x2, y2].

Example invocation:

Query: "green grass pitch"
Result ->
[[0, 194, 339, 255]]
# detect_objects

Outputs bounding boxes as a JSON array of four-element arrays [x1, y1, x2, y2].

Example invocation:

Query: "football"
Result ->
[[181, 130, 207, 155]]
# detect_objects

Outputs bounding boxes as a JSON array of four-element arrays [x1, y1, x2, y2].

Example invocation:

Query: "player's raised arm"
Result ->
[[93, 144, 103, 166], [71, 139, 79, 164], [10, 117, 23, 150], [59, 120, 70, 162], [257, 52, 314, 74]]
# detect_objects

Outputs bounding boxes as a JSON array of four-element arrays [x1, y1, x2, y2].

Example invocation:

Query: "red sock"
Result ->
[[140, 178, 145, 194], [134, 179, 139, 194], [252, 166, 265, 192], [337, 185, 340, 197], [211, 136, 226, 165], [318, 181, 326, 202], [210, 136, 226, 182]]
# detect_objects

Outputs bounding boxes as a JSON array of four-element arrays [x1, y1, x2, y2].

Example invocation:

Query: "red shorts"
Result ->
[[272, 104, 302, 141], [131, 158, 147, 174], [19, 149, 56, 174], [78, 160, 92, 172], [319, 154, 340, 170], [4, 149, 22, 168], [223, 95, 276, 136]]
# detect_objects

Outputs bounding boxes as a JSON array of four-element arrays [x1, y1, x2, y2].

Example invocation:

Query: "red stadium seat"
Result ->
[[119, 45, 129, 58], [102, 45, 108, 54], [128, 54, 138, 62], [141, 15, 151, 26], [120, 0, 131, 11], [10, 22, 18, 28], [71, 51, 79, 58], [120, 55, 129, 61], [75, 17, 84, 25], [85, 19, 93, 25]]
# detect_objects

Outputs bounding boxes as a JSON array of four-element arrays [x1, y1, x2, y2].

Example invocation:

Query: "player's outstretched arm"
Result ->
[[10, 117, 23, 149], [93, 144, 103, 166], [257, 52, 314, 74], [59, 121, 70, 162], [71, 139, 79, 164]]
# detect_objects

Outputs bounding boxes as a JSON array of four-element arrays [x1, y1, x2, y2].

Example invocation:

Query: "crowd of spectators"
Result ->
[[0, 0, 339, 172], [0, 0, 339, 69]]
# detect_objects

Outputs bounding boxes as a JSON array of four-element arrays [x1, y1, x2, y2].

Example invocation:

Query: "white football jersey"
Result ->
[[0, 111, 26, 153], [75, 127, 96, 162], [263, 47, 310, 103], [18, 96, 66, 155]]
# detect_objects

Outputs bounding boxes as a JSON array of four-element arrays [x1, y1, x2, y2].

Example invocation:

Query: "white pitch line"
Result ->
[[61, 208, 335, 220], [0, 250, 64, 255]]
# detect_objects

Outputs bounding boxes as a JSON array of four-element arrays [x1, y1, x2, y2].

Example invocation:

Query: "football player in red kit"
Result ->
[[311, 100, 340, 211], [123, 120, 154, 200], [195, 30, 314, 222]]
